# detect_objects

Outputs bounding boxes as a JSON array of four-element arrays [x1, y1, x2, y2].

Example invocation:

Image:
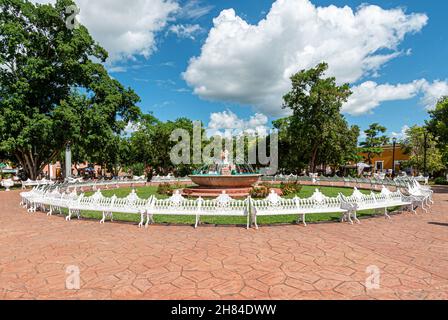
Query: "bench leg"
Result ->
[[298, 214, 307, 227], [100, 211, 106, 224], [252, 214, 259, 230], [384, 207, 391, 219], [27, 204, 34, 213], [421, 202, 428, 214], [352, 210, 360, 224], [195, 215, 200, 229], [66, 209, 72, 221], [347, 211, 354, 225], [145, 213, 154, 228], [138, 212, 145, 228], [411, 203, 418, 215], [145, 213, 150, 228], [425, 197, 432, 210]]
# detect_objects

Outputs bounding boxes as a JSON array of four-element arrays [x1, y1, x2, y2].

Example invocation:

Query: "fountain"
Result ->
[[183, 150, 261, 197]]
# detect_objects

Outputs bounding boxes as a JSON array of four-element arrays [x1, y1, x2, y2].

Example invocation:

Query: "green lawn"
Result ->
[[66, 185, 393, 226]]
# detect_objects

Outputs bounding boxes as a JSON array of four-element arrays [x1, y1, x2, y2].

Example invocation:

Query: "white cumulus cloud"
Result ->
[[421, 80, 448, 110], [343, 80, 426, 115], [344, 79, 448, 115], [169, 24, 203, 40], [183, 0, 428, 116], [391, 125, 410, 140], [32, 0, 179, 61], [207, 110, 269, 137]]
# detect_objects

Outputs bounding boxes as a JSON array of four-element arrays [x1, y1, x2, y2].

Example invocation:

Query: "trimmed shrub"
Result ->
[[129, 163, 145, 176], [250, 185, 270, 198], [157, 183, 173, 196], [280, 182, 302, 196], [434, 177, 448, 185]]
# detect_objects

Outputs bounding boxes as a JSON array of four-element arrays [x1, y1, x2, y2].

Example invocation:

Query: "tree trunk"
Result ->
[[309, 146, 319, 173], [15, 148, 60, 180]]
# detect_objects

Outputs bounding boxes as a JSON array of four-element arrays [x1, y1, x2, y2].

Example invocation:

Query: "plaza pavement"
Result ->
[[0, 188, 447, 300]]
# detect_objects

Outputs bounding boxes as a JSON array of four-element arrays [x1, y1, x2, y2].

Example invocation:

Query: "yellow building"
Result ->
[[359, 145, 410, 173]]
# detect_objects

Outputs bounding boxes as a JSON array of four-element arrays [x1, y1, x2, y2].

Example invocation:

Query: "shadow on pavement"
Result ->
[[432, 186, 448, 194], [428, 222, 448, 227]]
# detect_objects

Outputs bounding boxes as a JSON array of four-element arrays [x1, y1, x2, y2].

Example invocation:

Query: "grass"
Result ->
[[64, 185, 394, 226]]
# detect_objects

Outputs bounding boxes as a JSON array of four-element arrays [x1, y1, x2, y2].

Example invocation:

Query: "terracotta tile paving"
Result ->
[[0, 189, 447, 300]]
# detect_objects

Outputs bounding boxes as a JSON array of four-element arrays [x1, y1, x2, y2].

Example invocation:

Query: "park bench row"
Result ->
[[20, 179, 433, 229]]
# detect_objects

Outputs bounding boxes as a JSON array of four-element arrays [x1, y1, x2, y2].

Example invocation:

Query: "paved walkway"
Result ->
[[1, 189, 447, 300]]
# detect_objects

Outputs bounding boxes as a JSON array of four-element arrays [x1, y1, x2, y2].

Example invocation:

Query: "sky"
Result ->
[[33, 0, 448, 139]]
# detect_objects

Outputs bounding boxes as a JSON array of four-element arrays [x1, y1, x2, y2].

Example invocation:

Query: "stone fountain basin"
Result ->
[[189, 174, 261, 188]]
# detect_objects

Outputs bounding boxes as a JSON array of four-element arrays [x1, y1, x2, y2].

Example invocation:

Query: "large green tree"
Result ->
[[318, 118, 360, 172], [130, 115, 203, 176], [426, 96, 448, 169], [402, 125, 445, 175], [360, 123, 389, 165], [281, 62, 355, 173], [0, 0, 140, 179]]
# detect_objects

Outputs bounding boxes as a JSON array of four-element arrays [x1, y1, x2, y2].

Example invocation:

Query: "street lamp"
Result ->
[[65, 141, 72, 180], [423, 130, 428, 177], [392, 137, 397, 178]]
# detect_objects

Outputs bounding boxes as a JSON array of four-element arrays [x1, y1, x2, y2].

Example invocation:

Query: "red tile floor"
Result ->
[[1, 189, 447, 300]]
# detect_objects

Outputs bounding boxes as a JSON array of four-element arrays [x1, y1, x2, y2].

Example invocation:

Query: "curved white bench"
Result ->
[[251, 190, 346, 227], [19, 178, 432, 229]]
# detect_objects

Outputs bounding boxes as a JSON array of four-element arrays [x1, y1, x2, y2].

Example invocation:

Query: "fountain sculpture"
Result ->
[[183, 150, 261, 197]]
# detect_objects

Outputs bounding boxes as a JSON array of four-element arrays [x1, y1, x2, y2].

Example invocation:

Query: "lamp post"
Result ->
[[392, 137, 397, 178], [65, 142, 72, 180], [423, 130, 428, 177]]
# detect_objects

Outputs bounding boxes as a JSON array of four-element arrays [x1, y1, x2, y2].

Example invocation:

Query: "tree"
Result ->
[[130, 115, 204, 176], [317, 118, 360, 172], [402, 126, 445, 175], [0, 0, 140, 179], [129, 113, 159, 174], [92, 134, 132, 177], [273, 117, 308, 173], [427, 97, 448, 146], [427, 96, 448, 169], [360, 123, 389, 165], [282, 62, 354, 173]]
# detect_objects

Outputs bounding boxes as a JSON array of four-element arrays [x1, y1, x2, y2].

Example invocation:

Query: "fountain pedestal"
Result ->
[[183, 151, 261, 198], [183, 174, 261, 198]]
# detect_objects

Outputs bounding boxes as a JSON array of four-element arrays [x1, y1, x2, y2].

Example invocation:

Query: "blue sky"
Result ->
[[55, 0, 448, 139]]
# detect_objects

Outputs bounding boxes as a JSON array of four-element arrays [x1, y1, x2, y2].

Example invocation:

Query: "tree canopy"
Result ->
[[130, 115, 204, 177], [280, 62, 357, 173], [359, 123, 389, 165], [401, 125, 445, 175], [0, 0, 141, 179]]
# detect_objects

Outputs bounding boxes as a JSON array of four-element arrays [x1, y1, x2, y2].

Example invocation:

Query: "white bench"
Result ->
[[251, 189, 347, 227], [146, 191, 201, 228], [67, 190, 113, 221], [405, 181, 433, 213], [199, 192, 250, 228], [339, 187, 413, 221], [106, 190, 151, 227], [45, 188, 78, 216], [19, 183, 433, 229]]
